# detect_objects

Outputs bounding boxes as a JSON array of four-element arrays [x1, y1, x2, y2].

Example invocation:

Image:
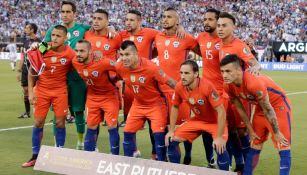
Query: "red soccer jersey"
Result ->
[[224, 72, 290, 114], [119, 28, 159, 59], [84, 31, 122, 61], [73, 58, 117, 96], [197, 32, 224, 93], [115, 57, 171, 106], [155, 32, 198, 92], [36, 45, 75, 90], [219, 37, 254, 69], [173, 78, 224, 123]]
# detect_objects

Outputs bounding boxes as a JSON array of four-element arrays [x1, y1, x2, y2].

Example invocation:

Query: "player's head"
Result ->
[[217, 12, 236, 40], [220, 54, 243, 84], [180, 60, 199, 87], [119, 40, 138, 69], [92, 9, 109, 31], [162, 7, 179, 30], [125, 9, 142, 32], [61, 1, 76, 25], [51, 25, 67, 49], [75, 39, 92, 63], [204, 8, 220, 33], [25, 23, 38, 36]]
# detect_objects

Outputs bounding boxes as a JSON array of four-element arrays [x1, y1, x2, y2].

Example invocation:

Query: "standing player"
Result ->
[[17, 23, 40, 119], [217, 12, 261, 162], [22, 25, 75, 167], [73, 40, 120, 155], [165, 60, 230, 171], [154, 7, 198, 165], [220, 54, 291, 175], [6, 37, 18, 71], [44, 1, 90, 150], [115, 40, 176, 161]]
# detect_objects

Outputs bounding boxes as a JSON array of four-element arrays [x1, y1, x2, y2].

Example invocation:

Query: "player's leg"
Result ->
[[123, 105, 145, 157], [102, 94, 120, 155], [22, 92, 50, 168], [120, 82, 133, 127], [84, 103, 101, 152], [19, 69, 31, 118], [202, 131, 216, 168], [147, 119, 157, 160]]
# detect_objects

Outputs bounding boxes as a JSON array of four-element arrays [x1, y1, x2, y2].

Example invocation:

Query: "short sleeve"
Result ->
[[172, 84, 183, 106], [206, 82, 224, 108]]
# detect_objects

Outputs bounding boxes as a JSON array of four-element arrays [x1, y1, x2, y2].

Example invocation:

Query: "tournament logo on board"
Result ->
[[165, 40, 170, 46], [83, 69, 88, 77], [188, 98, 195, 105], [138, 76, 145, 83], [173, 41, 180, 48], [130, 74, 136, 82], [136, 36, 143, 43], [60, 58, 67, 65], [207, 42, 212, 49], [197, 99, 205, 105], [51, 57, 57, 63], [92, 71, 99, 77], [96, 41, 101, 48], [104, 44, 110, 51], [73, 30, 80, 37]]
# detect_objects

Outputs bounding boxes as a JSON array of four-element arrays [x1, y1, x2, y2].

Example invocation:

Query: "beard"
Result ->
[[204, 26, 215, 33]]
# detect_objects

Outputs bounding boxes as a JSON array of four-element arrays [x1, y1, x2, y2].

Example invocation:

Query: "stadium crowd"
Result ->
[[0, 0, 306, 46]]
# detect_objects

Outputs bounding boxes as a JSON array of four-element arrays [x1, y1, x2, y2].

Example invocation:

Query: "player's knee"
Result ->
[[34, 118, 45, 128], [87, 124, 98, 130], [55, 117, 66, 128]]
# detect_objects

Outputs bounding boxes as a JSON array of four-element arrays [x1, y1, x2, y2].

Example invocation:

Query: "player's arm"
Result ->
[[213, 104, 227, 154], [258, 95, 289, 146], [247, 58, 261, 75], [191, 43, 201, 56], [165, 105, 179, 146], [27, 66, 36, 105], [16, 54, 25, 81], [166, 78, 176, 89]]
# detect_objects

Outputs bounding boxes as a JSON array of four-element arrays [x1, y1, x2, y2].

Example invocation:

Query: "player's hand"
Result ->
[[28, 91, 36, 105], [165, 130, 175, 146], [93, 51, 103, 61], [28, 42, 40, 51], [107, 26, 118, 39], [249, 131, 260, 142], [274, 131, 289, 147], [176, 25, 185, 39], [247, 67, 260, 76], [213, 137, 226, 154]]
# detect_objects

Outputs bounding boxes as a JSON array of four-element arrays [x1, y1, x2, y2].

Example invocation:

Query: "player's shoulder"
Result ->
[[243, 71, 263, 89], [197, 32, 208, 39], [175, 81, 185, 92], [142, 27, 159, 34]]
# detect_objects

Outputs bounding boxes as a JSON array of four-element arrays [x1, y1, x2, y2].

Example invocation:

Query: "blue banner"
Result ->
[[260, 62, 307, 72]]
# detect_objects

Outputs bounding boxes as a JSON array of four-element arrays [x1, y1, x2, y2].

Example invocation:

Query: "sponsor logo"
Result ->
[[165, 40, 170, 46], [130, 74, 136, 82], [83, 69, 88, 77], [96, 41, 101, 48], [207, 42, 211, 49], [51, 56, 57, 63]]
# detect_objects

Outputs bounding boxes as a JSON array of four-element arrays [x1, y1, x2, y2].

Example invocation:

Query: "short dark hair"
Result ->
[[219, 12, 236, 25], [165, 7, 177, 12], [128, 9, 142, 18], [77, 39, 92, 49], [61, 1, 76, 13], [95, 9, 109, 19], [220, 54, 242, 68], [181, 59, 199, 73], [28, 23, 38, 34], [53, 25, 67, 34], [120, 40, 137, 51], [206, 8, 220, 20]]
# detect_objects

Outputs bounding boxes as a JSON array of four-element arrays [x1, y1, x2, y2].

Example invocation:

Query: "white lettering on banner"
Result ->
[[131, 165, 145, 175], [260, 63, 268, 69], [96, 161, 130, 175], [278, 42, 307, 53], [273, 64, 304, 71], [0, 52, 22, 60], [147, 167, 161, 175]]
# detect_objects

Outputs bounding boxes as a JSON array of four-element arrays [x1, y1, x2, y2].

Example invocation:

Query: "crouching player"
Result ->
[[220, 54, 291, 175], [165, 60, 230, 171]]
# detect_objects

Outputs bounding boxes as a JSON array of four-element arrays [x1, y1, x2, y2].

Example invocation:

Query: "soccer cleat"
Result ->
[[76, 142, 84, 150], [66, 115, 75, 123], [151, 154, 158, 160], [18, 112, 31, 119], [119, 121, 126, 127], [183, 156, 192, 165], [22, 157, 36, 168], [133, 149, 141, 158], [234, 164, 244, 174], [207, 159, 217, 169]]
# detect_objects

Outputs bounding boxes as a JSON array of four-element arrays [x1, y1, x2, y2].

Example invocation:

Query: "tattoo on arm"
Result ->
[[166, 78, 177, 89], [259, 96, 279, 133], [247, 58, 261, 70]]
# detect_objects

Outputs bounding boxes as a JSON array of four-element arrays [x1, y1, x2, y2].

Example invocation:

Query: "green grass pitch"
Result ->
[[0, 60, 306, 174]]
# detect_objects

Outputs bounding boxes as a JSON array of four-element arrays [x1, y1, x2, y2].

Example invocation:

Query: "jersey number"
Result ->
[[50, 66, 56, 74], [205, 50, 213, 60], [132, 85, 139, 94], [86, 79, 94, 86], [164, 50, 169, 60]]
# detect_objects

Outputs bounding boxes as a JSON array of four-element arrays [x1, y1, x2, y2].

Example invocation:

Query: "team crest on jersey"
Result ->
[[215, 43, 220, 50], [165, 40, 170, 46], [92, 71, 99, 77], [60, 58, 67, 65], [211, 90, 220, 101], [73, 30, 80, 37], [188, 98, 195, 105], [104, 44, 110, 51], [138, 76, 146, 83], [51, 56, 57, 63], [207, 42, 212, 49], [173, 41, 180, 48], [67, 32, 71, 39], [136, 36, 143, 43], [96, 41, 101, 48], [129, 36, 135, 41], [83, 69, 88, 77], [243, 47, 250, 55], [130, 74, 136, 82], [197, 99, 205, 105]]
